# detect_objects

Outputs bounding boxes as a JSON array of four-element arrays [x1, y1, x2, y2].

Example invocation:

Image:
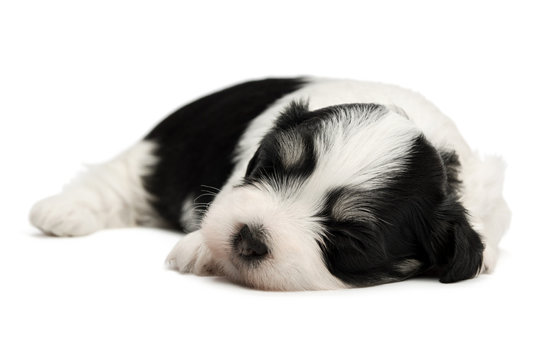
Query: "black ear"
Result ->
[[429, 196, 484, 283], [275, 99, 310, 130]]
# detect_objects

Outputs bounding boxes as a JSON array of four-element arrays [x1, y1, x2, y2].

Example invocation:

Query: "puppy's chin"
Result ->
[[199, 186, 346, 291]]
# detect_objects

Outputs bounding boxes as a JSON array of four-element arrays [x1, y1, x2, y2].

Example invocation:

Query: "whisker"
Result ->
[[193, 193, 214, 204], [201, 184, 221, 193]]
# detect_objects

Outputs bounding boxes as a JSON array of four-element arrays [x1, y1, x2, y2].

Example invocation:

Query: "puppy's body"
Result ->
[[30, 78, 510, 290]]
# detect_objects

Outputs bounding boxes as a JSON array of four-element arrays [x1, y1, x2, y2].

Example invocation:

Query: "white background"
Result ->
[[1, 1, 540, 359]]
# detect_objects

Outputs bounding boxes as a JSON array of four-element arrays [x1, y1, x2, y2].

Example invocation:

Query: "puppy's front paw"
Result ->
[[482, 244, 499, 274], [29, 195, 102, 236], [166, 231, 217, 276]]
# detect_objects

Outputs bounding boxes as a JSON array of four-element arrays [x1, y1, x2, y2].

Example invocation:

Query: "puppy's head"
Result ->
[[201, 101, 484, 290]]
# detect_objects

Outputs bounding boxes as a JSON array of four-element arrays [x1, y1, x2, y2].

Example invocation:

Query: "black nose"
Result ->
[[235, 224, 268, 259]]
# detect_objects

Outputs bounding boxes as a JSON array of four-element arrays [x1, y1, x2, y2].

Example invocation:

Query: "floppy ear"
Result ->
[[429, 195, 485, 283]]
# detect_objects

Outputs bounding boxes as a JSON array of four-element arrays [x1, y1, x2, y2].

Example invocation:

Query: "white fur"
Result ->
[[30, 141, 161, 236], [311, 108, 419, 191]]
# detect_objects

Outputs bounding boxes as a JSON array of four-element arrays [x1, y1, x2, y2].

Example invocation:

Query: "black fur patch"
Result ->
[[318, 135, 484, 285], [144, 78, 305, 230], [273, 100, 311, 131]]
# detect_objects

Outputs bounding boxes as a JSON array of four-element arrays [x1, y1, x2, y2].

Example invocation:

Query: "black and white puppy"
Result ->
[[30, 78, 510, 290]]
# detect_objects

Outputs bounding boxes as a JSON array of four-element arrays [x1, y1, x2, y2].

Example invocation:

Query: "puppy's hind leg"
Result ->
[[30, 141, 162, 236]]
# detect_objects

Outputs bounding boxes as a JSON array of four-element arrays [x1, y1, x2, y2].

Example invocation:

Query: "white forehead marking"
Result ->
[[312, 109, 419, 190]]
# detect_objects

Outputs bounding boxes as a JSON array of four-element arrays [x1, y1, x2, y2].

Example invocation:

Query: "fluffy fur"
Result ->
[[29, 78, 510, 290]]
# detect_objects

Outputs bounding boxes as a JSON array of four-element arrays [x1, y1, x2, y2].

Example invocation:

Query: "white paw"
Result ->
[[165, 231, 217, 276], [482, 244, 499, 274], [29, 195, 103, 236]]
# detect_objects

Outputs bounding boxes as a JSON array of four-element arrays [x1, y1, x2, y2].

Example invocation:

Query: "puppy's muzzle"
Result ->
[[234, 224, 268, 260]]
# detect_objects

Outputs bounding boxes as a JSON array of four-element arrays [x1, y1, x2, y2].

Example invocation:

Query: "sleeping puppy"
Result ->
[[29, 78, 510, 290]]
